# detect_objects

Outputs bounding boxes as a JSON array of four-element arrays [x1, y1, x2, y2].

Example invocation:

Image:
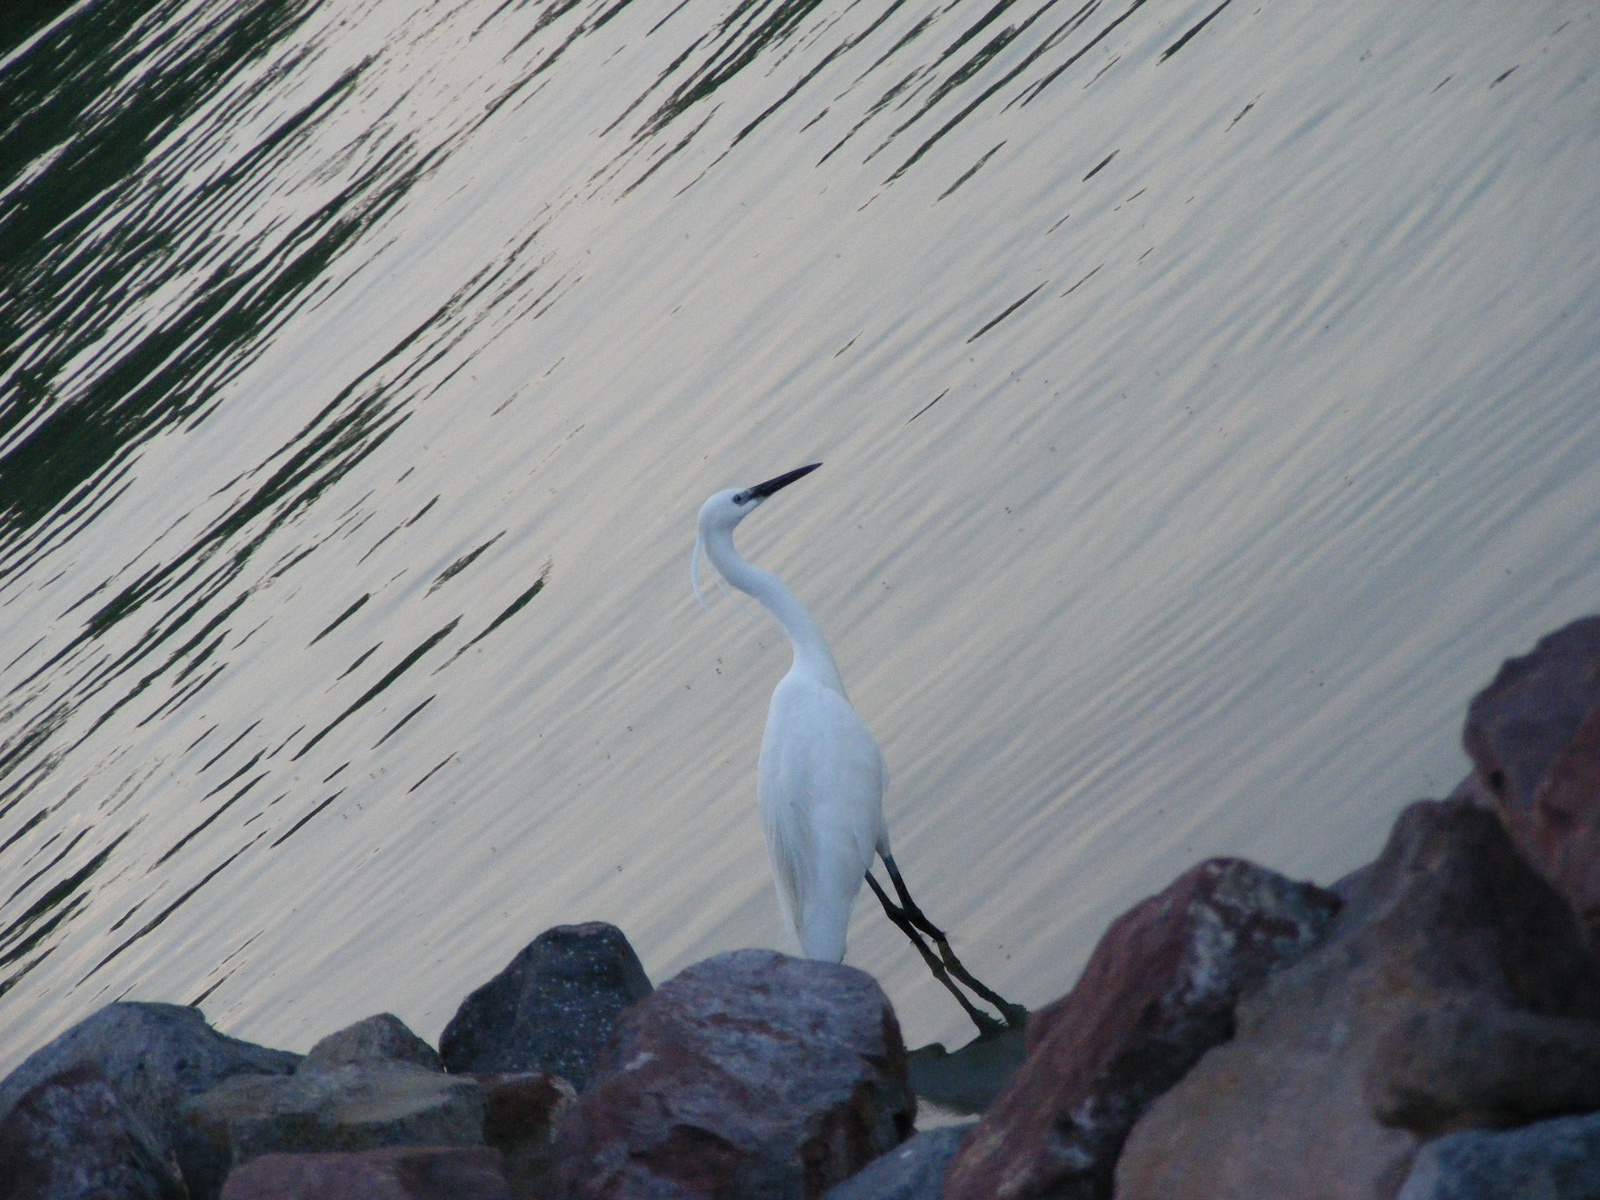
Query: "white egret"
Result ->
[[695, 463, 1023, 1035]]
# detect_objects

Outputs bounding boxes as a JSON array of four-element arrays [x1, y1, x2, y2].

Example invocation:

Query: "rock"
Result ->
[[1114, 798, 1600, 1200], [0, 1065, 186, 1200], [219, 1146, 511, 1200], [942, 858, 1340, 1200], [440, 923, 651, 1089], [180, 1062, 485, 1199], [302, 1014, 443, 1073], [1464, 614, 1600, 937], [1396, 1110, 1600, 1200], [549, 948, 915, 1200], [904, 1026, 1027, 1115], [476, 1071, 576, 1198], [0, 1001, 298, 1189], [1365, 997, 1600, 1135], [820, 1122, 975, 1200]]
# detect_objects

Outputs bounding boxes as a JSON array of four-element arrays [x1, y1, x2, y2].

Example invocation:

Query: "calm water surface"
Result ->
[[1, 0, 1598, 1071]]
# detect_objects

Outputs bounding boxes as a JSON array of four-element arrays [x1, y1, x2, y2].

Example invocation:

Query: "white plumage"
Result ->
[[695, 463, 887, 960], [692, 464, 1025, 1036]]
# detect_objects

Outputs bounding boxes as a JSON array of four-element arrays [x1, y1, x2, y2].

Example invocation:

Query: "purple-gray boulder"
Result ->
[[1464, 614, 1600, 938], [0, 1065, 186, 1200], [440, 923, 650, 1089], [0, 1001, 297, 1193]]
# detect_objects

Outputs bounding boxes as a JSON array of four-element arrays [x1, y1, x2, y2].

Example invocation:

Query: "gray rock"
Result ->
[[220, 1146, 512, 1200], [0, 1065, 186, 1200], [1397, 1111, 1600, 1199], [440, 923, 651, 1090], [821, 1123, 976, 1200], [550, 948, 915, 1200], [303, 1013, 443, 1073], [0, 1001, 298, 1189], [180, 1062, 485, 1199]]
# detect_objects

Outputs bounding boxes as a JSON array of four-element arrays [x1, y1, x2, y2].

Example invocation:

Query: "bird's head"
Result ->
[[693, 463, 821, 610], [696, 462, 821, 536]]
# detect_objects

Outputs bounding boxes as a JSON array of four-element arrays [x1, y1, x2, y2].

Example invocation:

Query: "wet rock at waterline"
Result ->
[[819, 1121, 976, 1200], [302, 1013, 445, 1073], [1465, 614, 1600, 940], [0, 1065, 187, 1200], [1114, 799, 1600, 1200], [218, 1146, 512, 1200], [180, 1063, 486, 1199], [440, 922, 651, 1089], [549, 948, 915, 1200], [0, 1001, 298, 1190], [943, 857, 1341, 1200], [904, 1025, 1028, 1115], [1395, 1110, 1600, 1200]]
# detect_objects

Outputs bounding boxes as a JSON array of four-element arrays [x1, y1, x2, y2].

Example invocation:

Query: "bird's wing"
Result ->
[[758, 674, 886, 959]]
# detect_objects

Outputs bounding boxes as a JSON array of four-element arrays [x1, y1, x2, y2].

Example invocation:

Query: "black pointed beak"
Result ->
[[744, 462, 821, 501]]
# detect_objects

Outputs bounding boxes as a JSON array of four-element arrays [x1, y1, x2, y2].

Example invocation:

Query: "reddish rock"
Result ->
[[219, 1146, 510, 1199], [0, 1065, 186, 1200], [942, 858, 1341, 1200], [475, 1071, 576, 1198], [549, 948, 914, 1200], [1464, 614, 1600, 938], [1114, 799, 1600, 1200]]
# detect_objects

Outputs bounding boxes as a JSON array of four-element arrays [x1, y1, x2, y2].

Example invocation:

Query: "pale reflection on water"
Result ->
[[1, 0, 1597, 1072]]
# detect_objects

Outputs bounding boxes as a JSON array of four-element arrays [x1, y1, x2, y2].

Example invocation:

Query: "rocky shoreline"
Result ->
[[7, 615, 1600, 1199]]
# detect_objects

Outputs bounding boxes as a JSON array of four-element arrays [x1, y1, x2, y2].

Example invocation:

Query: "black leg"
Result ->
[[879, 853, 1028, 1029], [866, 872, 1005, 1037]]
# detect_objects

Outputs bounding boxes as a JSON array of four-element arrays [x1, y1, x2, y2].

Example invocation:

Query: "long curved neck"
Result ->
[[704, 526, 845, 694]]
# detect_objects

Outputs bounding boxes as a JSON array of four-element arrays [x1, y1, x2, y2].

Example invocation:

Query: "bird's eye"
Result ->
[[734, 492, 752, 505]]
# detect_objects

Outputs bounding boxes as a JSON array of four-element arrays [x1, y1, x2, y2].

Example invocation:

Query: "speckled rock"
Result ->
[[550, 948, 915, 1200], [303, 1014, 443, 1073], [0, 1065, 186, 1200], [943, 858, 1340, 1200], [440, 923, 651, 1090], [180, 1062, 484, 1199]]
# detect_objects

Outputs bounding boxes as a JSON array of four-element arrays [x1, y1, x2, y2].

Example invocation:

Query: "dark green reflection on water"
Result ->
[[0, 0, 328, 563]]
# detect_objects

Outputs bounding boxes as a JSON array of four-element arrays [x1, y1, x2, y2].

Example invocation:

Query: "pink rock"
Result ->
[[942, 858, 1340, 1200], [549, 948, 914, 1199], [1464, 614, 1600, 937], [1113, 799, 1600, 1200], [218, 1145, 510, 1200]]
